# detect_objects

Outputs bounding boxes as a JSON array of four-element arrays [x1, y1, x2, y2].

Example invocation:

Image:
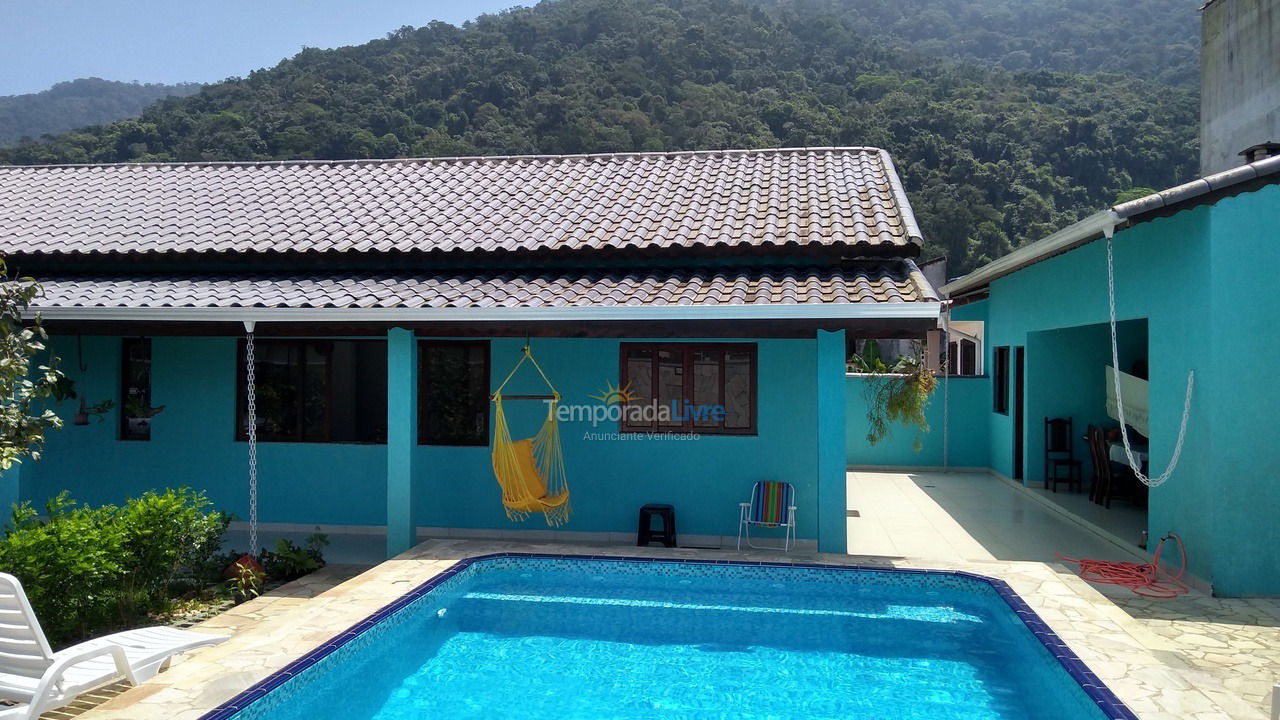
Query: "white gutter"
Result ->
[[940, 210, 1121, 297], [29, 302, 943, 323]]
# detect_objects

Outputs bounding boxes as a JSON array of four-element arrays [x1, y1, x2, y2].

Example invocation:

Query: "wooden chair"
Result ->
[[1087, 426, 1139, 508], [1044, 417, 1081, 492], [1085, 425, 1108, 503]]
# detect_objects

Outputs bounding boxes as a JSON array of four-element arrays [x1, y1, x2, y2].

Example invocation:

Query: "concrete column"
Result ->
[[386, 328, 417, 558], [815, 329, 847, 554]]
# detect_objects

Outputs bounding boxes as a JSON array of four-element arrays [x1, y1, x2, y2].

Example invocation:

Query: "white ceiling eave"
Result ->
[[28, 302, 943, 323]]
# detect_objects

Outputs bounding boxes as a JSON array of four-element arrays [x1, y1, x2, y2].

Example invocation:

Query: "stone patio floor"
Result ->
[[53, 536, 1275, 720], [1103, 591, 1279, 720], [847, 470, 1278, 720], [39, 564, 367, 720]]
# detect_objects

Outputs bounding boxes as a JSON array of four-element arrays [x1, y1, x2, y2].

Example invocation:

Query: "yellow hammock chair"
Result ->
[[490, 345, 571, 526]]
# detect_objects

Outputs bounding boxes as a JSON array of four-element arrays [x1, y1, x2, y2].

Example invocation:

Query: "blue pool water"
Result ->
[[217, 556, 1119, 720]]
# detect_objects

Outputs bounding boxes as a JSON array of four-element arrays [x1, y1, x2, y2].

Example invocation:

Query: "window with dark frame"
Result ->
[[960, 340, 977, 376], [235, 339, 388, 444], [993, 345, 1011, 414], [619, 343, 756, 434], [120, 338, 153, 441], [947, 339, 979, 376], [418, 341, 490, 446]]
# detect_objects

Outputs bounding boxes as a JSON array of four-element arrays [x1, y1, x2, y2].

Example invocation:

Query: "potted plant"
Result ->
[[849, 340, 936, 451], [123, 398, 165, 435], [53, 378, 115, 426]]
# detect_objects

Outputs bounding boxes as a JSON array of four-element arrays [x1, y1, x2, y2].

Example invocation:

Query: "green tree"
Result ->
[[0, 259, 67, 470]]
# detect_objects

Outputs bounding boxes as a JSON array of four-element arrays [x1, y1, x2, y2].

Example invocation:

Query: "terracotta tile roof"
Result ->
[[28, 263, 938, 311], [0, 148, 922, 257]]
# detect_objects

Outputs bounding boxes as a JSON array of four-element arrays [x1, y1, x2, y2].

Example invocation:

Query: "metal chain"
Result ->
[[1106, 236, 1193, 488], [245, 331, 259, 552], [941, 315, 950, 469]]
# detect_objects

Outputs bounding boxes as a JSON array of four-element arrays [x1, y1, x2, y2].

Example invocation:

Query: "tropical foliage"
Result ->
[[260, 534, 329, 582], [850, 341, 937, 450], [0, 259, 67, 470], [760, 0, 1199, 83], [0, 489, 228, 645], [0, 0, 1199, 272]]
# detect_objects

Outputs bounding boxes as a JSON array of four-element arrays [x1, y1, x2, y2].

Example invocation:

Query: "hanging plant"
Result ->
[[123, 398, 165, 420], [51, 377, 114, 426], [849, 340, 937, 451]]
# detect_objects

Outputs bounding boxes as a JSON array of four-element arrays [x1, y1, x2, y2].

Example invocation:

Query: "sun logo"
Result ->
[[590, 380, 638, 405]]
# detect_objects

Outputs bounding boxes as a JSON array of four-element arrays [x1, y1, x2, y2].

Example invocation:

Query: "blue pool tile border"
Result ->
[[198, 553, 1138, 720]]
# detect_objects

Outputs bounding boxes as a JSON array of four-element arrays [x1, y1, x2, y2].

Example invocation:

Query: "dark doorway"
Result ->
[[1013, 346, 1026, 480]]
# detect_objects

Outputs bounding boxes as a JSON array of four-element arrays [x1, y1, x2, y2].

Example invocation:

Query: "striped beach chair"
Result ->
[[737, 481, 797, 551]]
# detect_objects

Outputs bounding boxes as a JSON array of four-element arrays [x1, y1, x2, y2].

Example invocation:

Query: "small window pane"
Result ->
[[302, 343, 330, 441], [691, 349, 722, 428], [121, 338, 153, 441], [724, 349, 752, 429], [254, 342, 302, 441], [656, 348, 684, 429], [238, 340, 386, 444], [993, 346, 1010, 414], [354, 342, 389, 443], [330, 342, 388, 443], [621, 347, 654, 431], [624, 348, 654, 404], [419, 341, 489, 445], [960, 340, 977, 376]]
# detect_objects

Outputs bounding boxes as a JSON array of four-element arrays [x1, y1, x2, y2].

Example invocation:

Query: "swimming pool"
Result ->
[[203, 554, 1135, 720]]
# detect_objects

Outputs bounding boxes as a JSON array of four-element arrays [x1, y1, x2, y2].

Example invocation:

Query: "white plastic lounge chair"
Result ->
[[0, 572, 228, 719], [737, 481, 797, 551]]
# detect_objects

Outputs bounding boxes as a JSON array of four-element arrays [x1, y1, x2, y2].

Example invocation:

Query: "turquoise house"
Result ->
[[7, 143, 1275, 596], [937, 155, 1280, 596], [0, 148, 941, 559]]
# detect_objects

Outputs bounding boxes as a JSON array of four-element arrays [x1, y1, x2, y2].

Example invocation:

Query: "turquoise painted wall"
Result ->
[[844, 376, 991, 468], [1203, 185, 1280, 595], [414, 337, 819, 541], [27, 336, 388, 527], [0, 466, 20, 521], [972, 182, 1280, 594], [21, 335, 821, 543]]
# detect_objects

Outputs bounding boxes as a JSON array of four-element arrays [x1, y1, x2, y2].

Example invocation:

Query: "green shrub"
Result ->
[[0, 493, 125, 643], [116, 488, 229, 616], [261, 533, 328, 582], [0, 488, 228, 646]]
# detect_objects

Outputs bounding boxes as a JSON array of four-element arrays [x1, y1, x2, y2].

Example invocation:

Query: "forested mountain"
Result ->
[[0, 0, 1199, 272], [0, 78, 201, 147], [765, 0, 1200, 84]]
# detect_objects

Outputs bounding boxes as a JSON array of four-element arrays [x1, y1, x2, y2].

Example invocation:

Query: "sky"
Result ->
[[0, 0, 522, 96]]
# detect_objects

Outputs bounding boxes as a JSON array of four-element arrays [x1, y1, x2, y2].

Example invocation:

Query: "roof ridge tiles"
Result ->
[[1, 146, 885, 171]]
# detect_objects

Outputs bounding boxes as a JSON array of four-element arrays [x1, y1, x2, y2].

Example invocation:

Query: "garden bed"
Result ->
[[0, 488, 328, 649]]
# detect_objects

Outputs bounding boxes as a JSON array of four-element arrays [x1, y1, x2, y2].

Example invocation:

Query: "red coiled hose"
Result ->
[[1055, 533, 1190, 598]]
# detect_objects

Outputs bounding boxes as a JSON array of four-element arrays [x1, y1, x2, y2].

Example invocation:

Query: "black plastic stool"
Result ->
[[637, 504, 677, 547]]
